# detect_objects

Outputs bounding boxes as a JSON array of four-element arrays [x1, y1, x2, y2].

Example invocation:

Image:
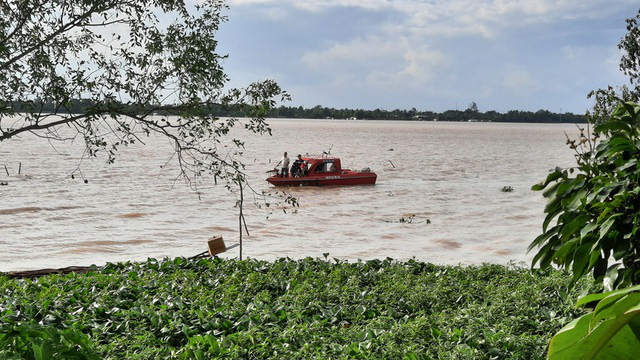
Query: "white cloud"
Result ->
[[302, 36, 446, 88], [302, 37, 398, 69], [502, 66, 538, 94], [367, 47, 447, 86]]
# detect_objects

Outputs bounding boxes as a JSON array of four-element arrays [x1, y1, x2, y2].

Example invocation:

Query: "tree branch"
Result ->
[[0, 2, 108, 71], [1, 113, 96, 141]]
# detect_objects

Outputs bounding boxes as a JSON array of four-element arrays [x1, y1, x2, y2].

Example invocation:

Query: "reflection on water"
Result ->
[[0, 119, 579, 271]]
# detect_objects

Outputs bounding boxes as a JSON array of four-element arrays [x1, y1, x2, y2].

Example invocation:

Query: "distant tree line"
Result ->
[[5, 100, 586, 123], [268, 104, 586, 123]]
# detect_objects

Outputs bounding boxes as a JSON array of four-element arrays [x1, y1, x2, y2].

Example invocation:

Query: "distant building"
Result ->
[[412, 115, 428, 120]]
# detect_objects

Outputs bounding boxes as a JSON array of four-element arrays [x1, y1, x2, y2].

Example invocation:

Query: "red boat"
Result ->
[[266, 156, 377, 186]]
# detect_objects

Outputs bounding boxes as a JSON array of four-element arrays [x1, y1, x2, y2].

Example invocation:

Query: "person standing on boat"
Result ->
[[291, 154, 305, 177], [275, 152, 290, 177]]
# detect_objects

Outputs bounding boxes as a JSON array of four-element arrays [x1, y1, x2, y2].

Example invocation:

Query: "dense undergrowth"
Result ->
[[0, 257, 588, 359]]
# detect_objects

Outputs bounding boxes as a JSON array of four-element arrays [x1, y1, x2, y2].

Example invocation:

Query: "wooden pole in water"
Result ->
[[4, 165, 8, 176], [18, 162, 21, 174], [388, 160, 396, 168]]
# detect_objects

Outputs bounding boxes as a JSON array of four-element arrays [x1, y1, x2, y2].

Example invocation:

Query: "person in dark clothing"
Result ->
[[290, 154, 305, 177]]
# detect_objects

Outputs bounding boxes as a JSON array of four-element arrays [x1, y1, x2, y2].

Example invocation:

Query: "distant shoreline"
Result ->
[[264, 117, 587, 124], [263, 105, 587, 123], [6, 100, 587, 124]]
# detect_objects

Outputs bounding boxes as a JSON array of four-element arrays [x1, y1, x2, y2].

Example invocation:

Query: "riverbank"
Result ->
[[0, 257, 587, 359]]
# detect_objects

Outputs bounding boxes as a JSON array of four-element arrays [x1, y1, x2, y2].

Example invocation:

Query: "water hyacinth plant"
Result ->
[[1, 258, 586, 359]]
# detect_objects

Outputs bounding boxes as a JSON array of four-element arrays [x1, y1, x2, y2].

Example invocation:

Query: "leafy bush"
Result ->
[[530, 101, 640, 359], [1, 258, 586, 359], [530, 102, 640, 291]]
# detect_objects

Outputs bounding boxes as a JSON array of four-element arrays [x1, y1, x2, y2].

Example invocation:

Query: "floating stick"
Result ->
[[388, 160, 396, 168], [18, 162, 21, 174], [4, 165, 8, 176]]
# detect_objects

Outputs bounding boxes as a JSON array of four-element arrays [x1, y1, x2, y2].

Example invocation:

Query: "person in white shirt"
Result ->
[[275, 152, 290, 177]]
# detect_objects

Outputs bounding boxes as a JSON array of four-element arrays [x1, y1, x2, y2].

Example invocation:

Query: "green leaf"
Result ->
[[532, 171, 564, 191], [613, 238, 630, 260], [591, 285, 640, 317], [543, 211, 559, 233], [571, 244, 591, 283], [566, 189, 588, 210], [599, 217, 618, 240], [556, 178, 584, 198], [561, 214, 590, 241], [588, 250, 601, 271], [549, 286, 640, 360], [602, 264, 622, 292], [543, 180, 563, 198], [31, 341, 44, 360], [576, 291, 611, 308], [529, 225, 560, 251], [554, 240, 577, 264], [595, 121, 632, 134], [622, 100, 639, 113], [600, 143, 636, 159], [580, 222, 598, 238], [531, 239, 555, 267], [591, 293, 640, 329]]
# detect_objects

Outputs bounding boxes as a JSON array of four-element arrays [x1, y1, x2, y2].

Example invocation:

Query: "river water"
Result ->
[[0, 119, 580, 271]]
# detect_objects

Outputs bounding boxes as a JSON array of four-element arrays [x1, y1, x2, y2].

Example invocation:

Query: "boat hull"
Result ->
[[266, 173, 377, 186]]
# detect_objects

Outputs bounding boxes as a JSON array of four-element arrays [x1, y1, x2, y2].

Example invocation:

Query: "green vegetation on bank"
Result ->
[[1, 258, 588, 359], [6, 99, 586, 123], [268, 105, 586, 123]]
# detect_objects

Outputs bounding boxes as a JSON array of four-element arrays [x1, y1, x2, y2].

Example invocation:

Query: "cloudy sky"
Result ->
[[216, 0, 638, 113]]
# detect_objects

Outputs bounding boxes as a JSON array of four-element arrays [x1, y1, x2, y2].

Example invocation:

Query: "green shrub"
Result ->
[[530, 102, 640, 291], [531, 101, 640, 359]]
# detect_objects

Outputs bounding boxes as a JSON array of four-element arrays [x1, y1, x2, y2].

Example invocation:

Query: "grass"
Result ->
[[0, 257, 588, 359]]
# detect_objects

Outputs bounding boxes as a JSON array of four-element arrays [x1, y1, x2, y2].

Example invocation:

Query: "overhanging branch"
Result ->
[[0, 113, 95, 141]]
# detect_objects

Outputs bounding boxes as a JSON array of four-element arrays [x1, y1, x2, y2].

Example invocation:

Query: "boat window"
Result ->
[[315, 162, 337, 173]]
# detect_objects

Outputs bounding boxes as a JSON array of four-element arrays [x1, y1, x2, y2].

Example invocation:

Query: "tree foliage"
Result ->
[[0, 0, 288, 187], [589, 8, 640, 123], [530, 102, 640, 291]]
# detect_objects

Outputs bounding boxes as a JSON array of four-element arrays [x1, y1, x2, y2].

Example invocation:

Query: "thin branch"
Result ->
[[1, 3, 107, 71]]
